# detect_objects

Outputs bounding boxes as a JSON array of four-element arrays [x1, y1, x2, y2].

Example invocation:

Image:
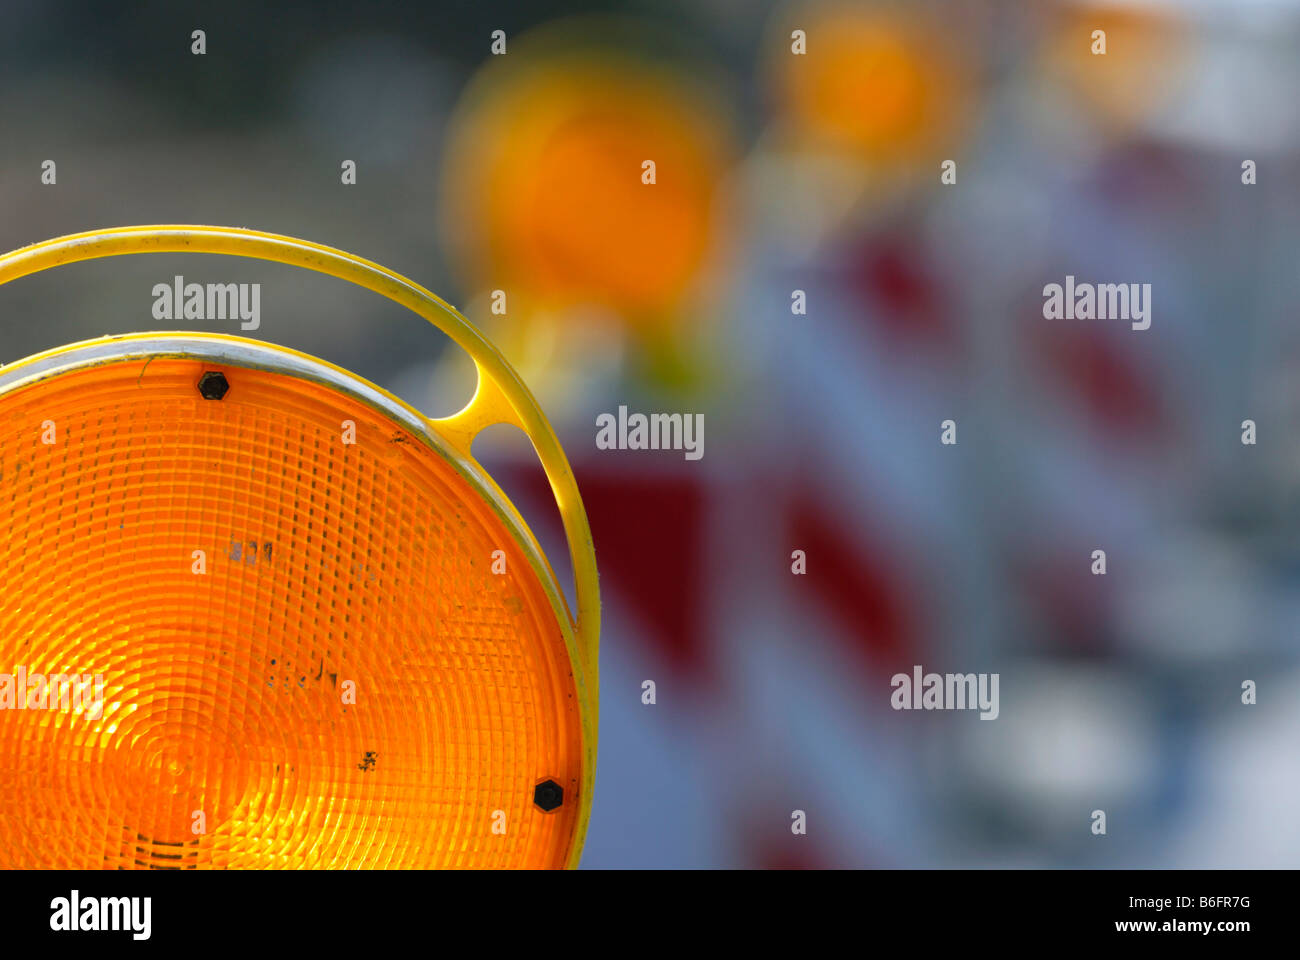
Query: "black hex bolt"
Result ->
[[533, 779, 564, 812], [198, 371, 229, 400]]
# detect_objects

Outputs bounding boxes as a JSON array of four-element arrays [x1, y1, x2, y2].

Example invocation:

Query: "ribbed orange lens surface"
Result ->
[[0, 353, 582, 868]]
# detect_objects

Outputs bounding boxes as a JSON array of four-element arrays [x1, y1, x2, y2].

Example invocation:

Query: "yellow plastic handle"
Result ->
[[0, 225, 600, 691]]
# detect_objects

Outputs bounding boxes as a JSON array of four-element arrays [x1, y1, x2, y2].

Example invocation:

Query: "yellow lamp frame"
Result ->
[[0, 225, 600, 869]]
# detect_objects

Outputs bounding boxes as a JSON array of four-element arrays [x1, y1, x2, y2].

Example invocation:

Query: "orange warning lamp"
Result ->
[[0, 226, 599, 869]]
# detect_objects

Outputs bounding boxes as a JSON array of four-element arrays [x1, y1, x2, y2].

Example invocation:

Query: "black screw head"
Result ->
[[198, 371, 229, 400], [533, 779, 564, 812]]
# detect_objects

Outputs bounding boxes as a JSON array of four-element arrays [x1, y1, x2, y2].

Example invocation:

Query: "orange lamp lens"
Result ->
[[0, 342, 584, 868]]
